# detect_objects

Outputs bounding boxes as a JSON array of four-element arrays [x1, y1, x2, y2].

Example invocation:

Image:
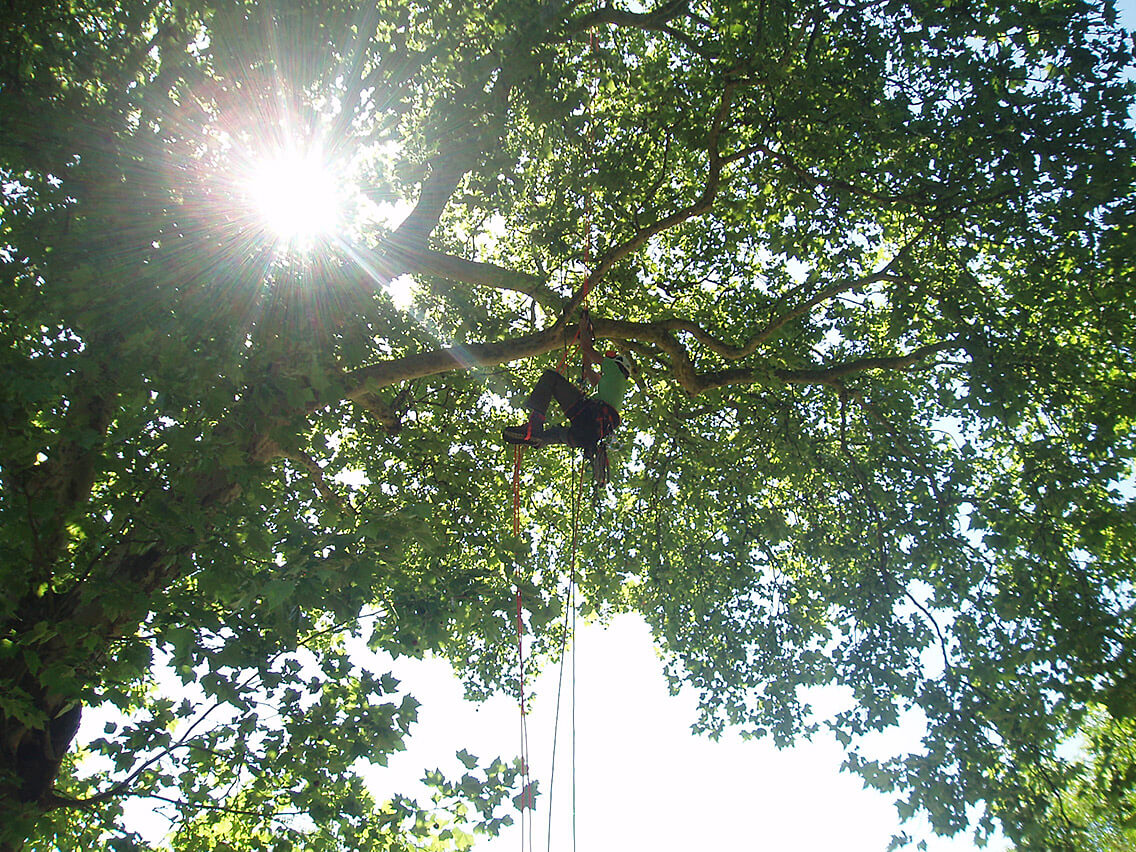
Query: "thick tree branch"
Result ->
[[342, 325, 567, 399], [22, 352, 117, 571], [391, 246, 561, 309], [389, 150, 478, 251], [565, 0, 715, 58], [338, 305, 960, 402]]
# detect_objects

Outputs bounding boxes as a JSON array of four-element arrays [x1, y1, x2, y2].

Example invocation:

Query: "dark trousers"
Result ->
[[526, 370, 585, 446]]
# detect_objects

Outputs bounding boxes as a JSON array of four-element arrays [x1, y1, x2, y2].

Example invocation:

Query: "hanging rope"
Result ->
[[512, 445, 525, 539], [545, 456, 586, 852], [544, 32, 599, 827], [577, 26, 599, 314], [511, 444, 590, 852], [511, 444, 535, 852], [511, 22, 600, 852], [568, 456, 584, 852], [555, 24, 601, 363]]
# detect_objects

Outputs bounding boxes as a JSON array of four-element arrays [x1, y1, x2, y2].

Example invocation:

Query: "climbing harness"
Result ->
[[551, 310, 619, 489]]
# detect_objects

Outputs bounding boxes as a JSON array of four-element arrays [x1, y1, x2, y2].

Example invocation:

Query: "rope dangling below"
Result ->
[[545, 455, 586, 852], [512, 445, 525, 537], [510, 443, 535, 852]]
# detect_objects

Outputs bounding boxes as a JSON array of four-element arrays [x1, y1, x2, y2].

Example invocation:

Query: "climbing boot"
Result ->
[[503, 422, 544, 447]]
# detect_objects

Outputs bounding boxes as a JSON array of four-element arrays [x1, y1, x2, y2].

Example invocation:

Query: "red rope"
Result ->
[[512, 25, 599, 850], [510, 445, 533, 849], [512, 445, 524, 538]]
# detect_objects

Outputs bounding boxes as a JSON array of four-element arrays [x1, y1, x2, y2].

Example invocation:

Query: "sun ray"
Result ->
[[245, 148, 342, 248]]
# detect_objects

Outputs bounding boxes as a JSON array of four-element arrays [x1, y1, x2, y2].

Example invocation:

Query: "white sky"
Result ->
[[363, 613, 992, 852]]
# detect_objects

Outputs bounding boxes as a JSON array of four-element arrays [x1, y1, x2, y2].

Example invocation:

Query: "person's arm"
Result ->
[[578, 311, 601, 386]]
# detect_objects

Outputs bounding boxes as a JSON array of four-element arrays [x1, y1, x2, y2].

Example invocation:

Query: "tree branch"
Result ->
[[339, 294, 960, 402], [749, 142, 934, 208], [325, 3, 384, 146], [560, 80, 738, 321], [342, 325, 567, 399], [592, 315, 961, 394], [391, 246, 561, 309], [389, 149, 478, 250], [569, 0, 691, 34], [282, 451, 353, 516], [581, 260, 902, 361], [750, 270, 908, 348]]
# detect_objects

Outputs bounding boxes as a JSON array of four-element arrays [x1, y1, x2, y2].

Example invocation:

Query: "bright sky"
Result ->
[[363, 613, 989, 852]]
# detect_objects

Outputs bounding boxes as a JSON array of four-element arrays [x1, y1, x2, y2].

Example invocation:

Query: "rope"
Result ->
[[570, 459, 583, 852], [512, 449, 585, 852], [516, 23, 599, 851], [545, 456, 586, 852], [545, 590, 571, 850], [578, 27, 599, 314], [512, 445, 524, 539], [557, 25, 600, 376], [511, 444, 534, 852]]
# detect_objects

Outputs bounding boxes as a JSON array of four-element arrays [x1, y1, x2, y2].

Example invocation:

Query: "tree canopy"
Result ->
[[2, 0, 1135, 849]]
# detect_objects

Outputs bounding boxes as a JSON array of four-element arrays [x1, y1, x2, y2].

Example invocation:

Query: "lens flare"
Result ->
[[246, 150, 341, 246]]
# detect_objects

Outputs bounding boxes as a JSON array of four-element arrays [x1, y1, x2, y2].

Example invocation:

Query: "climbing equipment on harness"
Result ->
[[572, 393, 617, 487], [583, 440, 609, 487]]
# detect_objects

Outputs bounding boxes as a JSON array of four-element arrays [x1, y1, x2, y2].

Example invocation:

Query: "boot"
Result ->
[[503, 413, 545, 446]]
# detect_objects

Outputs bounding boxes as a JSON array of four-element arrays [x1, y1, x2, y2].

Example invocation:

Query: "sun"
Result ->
[[246, 149, 342, 247]]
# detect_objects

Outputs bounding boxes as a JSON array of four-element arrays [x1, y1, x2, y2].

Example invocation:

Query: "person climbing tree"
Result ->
[[503, 313, 631, 456]]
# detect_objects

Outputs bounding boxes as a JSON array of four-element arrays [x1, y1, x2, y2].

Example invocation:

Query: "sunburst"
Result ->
[[245, 148, 342, 249]]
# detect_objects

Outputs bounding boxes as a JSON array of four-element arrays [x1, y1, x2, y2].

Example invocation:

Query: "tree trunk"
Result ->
[[0, 699, 82, 852]]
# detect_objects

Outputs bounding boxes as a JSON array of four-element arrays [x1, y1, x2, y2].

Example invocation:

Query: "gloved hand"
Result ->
[[579, 309, 595, 347]]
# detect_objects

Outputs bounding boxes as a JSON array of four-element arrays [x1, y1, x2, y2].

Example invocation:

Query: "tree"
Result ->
[[1009, 706, 1136, 852], [1, 0, 1134, 848]]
